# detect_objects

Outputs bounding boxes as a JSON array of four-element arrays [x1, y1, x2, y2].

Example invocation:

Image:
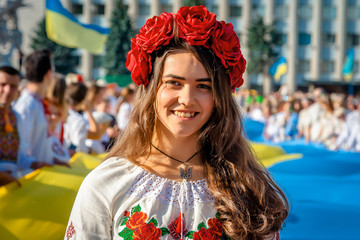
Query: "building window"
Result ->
[[322, 34, 336, 46], [210, 5, 218, 15], [321, 61, 334, 73], [72, 55, 81, 66], [93, 55, 103, 68], [298, 33, 311, 45], [275, 5, 288, 19], [139, 4, 150, 16], [251, 5, 265, 19], [323, 6, 337, 20], [299, 0, 310, 6], [72, 4, 83, 14], [298, 5, 312, 19], [161, 4, 172, 13], [275, 33, 287, 45], [298, 60, 310, 73], [230, 6, 242, 17], [93, 4, 105, 15], [348, 34, 360, 46], [348, 7, 360, 20], [354, 61, 359, 74]]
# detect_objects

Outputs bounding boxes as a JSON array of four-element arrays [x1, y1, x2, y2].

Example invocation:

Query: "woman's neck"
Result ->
[[151, 130, 200, 163], [142, 131, 204, 182]]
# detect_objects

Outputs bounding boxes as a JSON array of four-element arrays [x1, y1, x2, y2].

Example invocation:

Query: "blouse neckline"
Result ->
[[125, 158, 207, 185]]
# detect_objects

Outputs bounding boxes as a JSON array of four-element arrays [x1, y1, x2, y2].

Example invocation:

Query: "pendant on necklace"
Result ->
[[180, 164, 192, 180]]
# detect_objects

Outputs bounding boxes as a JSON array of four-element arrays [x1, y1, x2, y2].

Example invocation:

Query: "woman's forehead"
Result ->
[[162, 52, 209, 79]]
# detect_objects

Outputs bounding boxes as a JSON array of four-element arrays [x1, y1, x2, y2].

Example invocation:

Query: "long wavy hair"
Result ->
[[107, 40, 288, 239]]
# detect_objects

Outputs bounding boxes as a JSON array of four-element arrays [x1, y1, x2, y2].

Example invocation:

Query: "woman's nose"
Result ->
[[178, 85, 194, 106]]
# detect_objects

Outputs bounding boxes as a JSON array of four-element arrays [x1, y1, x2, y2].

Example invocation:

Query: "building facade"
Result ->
[[17, 0, 360, 93]]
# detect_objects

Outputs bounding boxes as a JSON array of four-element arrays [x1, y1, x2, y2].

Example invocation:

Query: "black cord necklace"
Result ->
[[151, 143, 199, 180]]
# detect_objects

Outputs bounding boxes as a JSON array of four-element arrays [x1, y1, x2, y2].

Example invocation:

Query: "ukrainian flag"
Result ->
[[45, 0, 110, 54], [269, 56, 287, 82], [342, 48, 354, 82]]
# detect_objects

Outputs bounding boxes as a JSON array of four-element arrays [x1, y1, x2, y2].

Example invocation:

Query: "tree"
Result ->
[[183, 0, 206, 6], [247, 18, 282, 95], [30, 18, 77, 75], [103, 0, 134, 76]]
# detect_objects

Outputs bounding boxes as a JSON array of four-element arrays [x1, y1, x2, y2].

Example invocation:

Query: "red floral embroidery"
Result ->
[[133, 222, 161, 240], [126, 211, 148, 230], [119, 205, 223, 240], [168, 213, 188, 239], [123, 210, 130, 217], [207, 218, 222, 237], [193, 228, 218, 240], [66, 221, 76, 240]]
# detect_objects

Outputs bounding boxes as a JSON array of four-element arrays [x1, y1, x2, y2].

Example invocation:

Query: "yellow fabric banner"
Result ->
[[0, 145, 299, 239]]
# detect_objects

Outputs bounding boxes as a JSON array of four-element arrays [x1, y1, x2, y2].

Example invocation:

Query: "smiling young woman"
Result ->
[[65, 6, 288, 240]]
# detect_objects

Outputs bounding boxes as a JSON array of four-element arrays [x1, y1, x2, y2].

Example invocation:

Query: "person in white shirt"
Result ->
[[306, 88, 326, 142], [14, 50, 54, 171], [64, 82, 91, 155], [116, 84, 135, 132], [344, 99, 360, 151]]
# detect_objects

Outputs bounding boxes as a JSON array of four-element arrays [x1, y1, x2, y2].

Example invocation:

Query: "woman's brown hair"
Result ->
[[107, 40, 288, 239]]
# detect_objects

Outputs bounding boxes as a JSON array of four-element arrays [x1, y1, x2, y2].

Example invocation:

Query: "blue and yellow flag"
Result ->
[[269, 56, 287, 82], [342, 48, 354, 82], [45, 0, 110, 54]]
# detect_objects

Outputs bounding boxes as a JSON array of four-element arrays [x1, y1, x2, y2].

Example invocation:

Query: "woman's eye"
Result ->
[[198, 84, 211, 90], [165, 80, 181, 87]]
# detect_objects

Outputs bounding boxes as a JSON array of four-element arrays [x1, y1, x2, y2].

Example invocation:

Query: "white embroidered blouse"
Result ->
[[65, 157, 279, 240]]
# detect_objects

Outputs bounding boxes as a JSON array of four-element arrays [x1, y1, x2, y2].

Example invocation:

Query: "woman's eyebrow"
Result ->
[[163, 75, 211, 83], [163, 74, 185, 80], [196, 78, 211, 82]]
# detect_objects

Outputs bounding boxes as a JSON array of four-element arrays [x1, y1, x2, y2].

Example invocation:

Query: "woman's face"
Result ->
[[48, 103, 62, 133], [155, 52, 214, 139]]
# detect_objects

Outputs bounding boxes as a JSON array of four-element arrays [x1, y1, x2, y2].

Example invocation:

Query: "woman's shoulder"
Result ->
[[81, 157, 142, 192], [87, 157, 139, 177]]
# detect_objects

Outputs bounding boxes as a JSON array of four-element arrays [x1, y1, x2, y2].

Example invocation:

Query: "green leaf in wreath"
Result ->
[[149, 217, 158, 227], [160, 227, 170, 236], [197, 222, 207, 230], [132, 204, 141, 214], [216, 212, 221, 219], [185, 231, 195, 239], [120, 217, 129, 226], [118, 227, 134, 240]]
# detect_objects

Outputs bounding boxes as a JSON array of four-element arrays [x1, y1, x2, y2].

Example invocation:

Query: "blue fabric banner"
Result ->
[[245, 118, 360, 240]]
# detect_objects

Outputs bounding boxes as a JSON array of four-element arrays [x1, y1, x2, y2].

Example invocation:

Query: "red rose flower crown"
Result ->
[[125, 5, 246, 90]]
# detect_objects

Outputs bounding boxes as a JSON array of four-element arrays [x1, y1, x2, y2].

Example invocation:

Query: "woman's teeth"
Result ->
[[174, 111, 196, 118]]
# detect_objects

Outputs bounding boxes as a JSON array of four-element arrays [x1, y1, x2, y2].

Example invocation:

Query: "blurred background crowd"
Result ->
[[237, 86, 360, 152], [0, 49, 136, 185]]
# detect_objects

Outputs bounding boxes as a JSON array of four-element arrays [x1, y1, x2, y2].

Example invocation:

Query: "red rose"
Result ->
[[136, 12, 174, 53], [176, 5, 217, 45], [125, 42, 152, 86], [133, 223, 161, 240], [126, 212, 148, 230], [123, 211, 130, 217], [229, 57, 246, 90], [207, 218, 222, 237], [211, 21, 242, 68], [193, 228, 218, 240]]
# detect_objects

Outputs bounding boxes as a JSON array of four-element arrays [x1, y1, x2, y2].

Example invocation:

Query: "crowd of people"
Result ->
[[1, 49, 359, 189], [238, 86, 360, 152], [0, 49, 135, 186]]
